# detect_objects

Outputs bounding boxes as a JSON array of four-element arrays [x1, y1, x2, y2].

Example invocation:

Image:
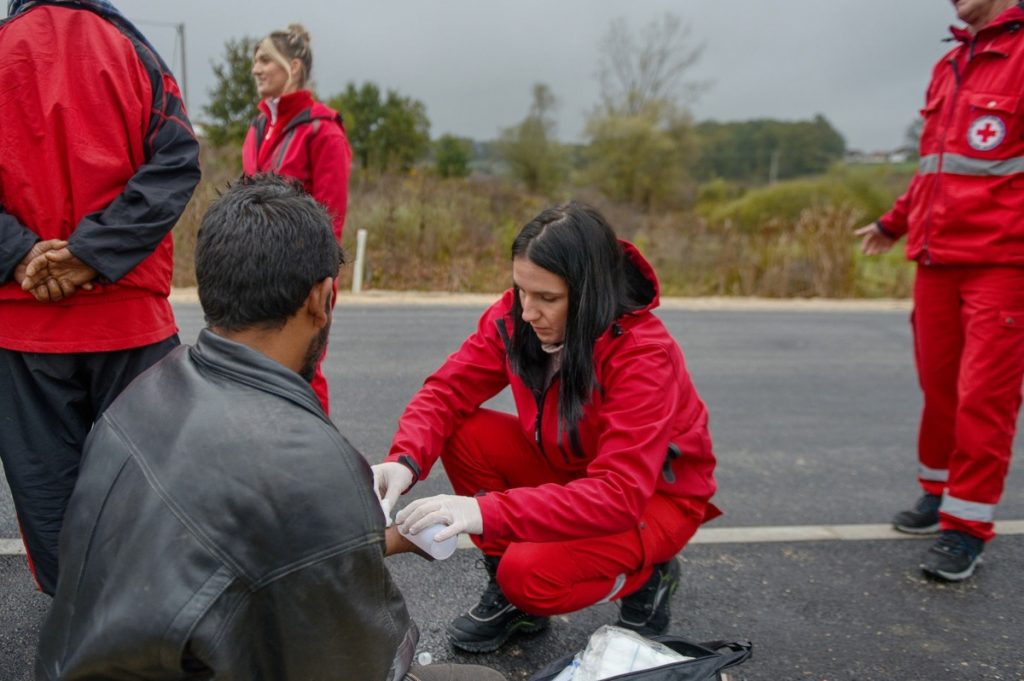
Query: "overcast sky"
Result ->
[[112, 0, 958, 152]]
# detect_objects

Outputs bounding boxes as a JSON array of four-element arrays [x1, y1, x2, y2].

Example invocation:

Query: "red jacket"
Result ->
[[0, 4, 200, 353], [879, 4, 1024, 265], [242, 91, 352, 240], [387, 243, 719, 545]]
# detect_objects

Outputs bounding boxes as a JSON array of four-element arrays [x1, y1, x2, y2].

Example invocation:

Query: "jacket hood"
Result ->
[[6, 1, 156, 52], [620, 239, 661, 316]]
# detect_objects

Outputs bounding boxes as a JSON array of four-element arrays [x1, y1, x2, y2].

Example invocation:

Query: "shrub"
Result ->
[[706, 178, 865, 232], [170, 143, 914, 299]]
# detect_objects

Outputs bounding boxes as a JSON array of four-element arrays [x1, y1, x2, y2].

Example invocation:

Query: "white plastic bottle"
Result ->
[[379, 497, 458, 560], [399, 522, 458, 560]]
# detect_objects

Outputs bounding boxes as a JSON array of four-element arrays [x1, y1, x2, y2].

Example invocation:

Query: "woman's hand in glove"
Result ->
[[396, 494, 483, 542], [370, 461, 415, 510]]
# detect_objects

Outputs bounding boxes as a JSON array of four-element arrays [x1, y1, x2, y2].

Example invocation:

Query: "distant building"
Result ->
[[844, 148, 915, 165]]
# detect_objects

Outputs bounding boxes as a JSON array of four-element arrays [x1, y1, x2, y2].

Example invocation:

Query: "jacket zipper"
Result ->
[[533, 384, 572, 465], [533, 387, 547, 458]]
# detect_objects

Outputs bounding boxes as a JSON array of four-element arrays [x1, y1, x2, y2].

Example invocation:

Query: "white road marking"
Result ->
[[0, 539, 24, 555], [689, 520, 1024, 544], [6, 521, 1022, 556], [451, 522, 1024, 551]]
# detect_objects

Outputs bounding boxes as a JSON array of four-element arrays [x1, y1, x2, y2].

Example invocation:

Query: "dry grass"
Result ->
[[170, 144, 913, 298]]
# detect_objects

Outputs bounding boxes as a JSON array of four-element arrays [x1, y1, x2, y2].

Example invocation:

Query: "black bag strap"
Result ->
[[697, 639, 753, 670], [251, 114, 269, 158]]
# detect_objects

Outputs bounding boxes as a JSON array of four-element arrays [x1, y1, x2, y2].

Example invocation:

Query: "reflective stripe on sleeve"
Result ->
[[918, 153, 1024, 176], [918, 464, 949, 482], [942, 494, 996, 522]]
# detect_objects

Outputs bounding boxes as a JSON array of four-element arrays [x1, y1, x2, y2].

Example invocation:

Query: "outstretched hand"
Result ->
[[21, 246, 96, 302], [854, 222, 897, 256]]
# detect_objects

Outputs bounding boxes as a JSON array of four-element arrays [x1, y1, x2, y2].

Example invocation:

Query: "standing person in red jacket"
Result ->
[[372, 203, 720, 653], [242, 22, 352, 415], [856, 0, 1024, 582], [0, 0, 200, 595]]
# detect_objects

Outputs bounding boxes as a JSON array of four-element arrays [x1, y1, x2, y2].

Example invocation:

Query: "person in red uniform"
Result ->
[[856, 0, 1024, 582], [373, 202, 720, 653], [242, 22, 352, 415], [0, 0, 200, 595]]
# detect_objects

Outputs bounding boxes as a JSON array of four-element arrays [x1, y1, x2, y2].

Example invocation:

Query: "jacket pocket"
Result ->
[[999, 310, 1024, 329], [959, 91, 1020, 154]]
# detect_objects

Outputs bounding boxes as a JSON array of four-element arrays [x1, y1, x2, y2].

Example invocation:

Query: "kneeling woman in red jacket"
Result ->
[[242, 23, 351, 414], [373, 202, 720, 653]]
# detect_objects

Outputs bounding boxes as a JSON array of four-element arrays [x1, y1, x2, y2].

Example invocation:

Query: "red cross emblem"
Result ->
[[976, 123, 998, 143], [968, 115, 1006, 151]]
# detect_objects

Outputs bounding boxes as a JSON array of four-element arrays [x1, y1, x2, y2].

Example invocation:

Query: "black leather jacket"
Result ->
[[37, 329, 417, 680]]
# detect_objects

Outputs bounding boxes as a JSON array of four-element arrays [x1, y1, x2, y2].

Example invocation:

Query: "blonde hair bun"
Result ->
[[287, 23, 311, 44]]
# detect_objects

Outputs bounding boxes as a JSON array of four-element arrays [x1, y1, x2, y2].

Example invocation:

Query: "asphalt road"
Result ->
[[2, 300, 1022, 680]]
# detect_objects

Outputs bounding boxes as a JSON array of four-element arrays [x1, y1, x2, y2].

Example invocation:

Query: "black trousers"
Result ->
[[0, 336, 178, 595]]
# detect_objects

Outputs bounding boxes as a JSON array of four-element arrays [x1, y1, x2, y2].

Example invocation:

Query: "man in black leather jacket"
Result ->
[[36, 175, 505, 681]]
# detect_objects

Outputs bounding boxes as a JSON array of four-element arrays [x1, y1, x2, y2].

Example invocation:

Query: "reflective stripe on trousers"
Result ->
[[918, 464, 949, 482], [942, 493, 996, 523]]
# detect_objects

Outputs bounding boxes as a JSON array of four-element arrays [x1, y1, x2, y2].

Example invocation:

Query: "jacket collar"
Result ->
[[950, 3, 1024, 42], [258, 89, 315, 128], [189, 328, 328, 422]]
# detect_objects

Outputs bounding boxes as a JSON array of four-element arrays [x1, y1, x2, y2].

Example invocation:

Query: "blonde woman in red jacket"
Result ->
[[242, 23, 352, 415], [373, 202, 720, 654]]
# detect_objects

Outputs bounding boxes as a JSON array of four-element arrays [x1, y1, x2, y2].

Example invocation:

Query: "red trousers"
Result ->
[[440, 409, 706, 616], [311, 282, 339, 415], [912, 265, 1024, 542], [311, 352, 330, 414]]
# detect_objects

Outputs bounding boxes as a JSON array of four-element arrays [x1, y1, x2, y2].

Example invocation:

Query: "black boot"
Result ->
[[616, 558, 680, 636], [892, 493, 942, 534], [446, 554, 549, 653], [921, 530, 984, 582]]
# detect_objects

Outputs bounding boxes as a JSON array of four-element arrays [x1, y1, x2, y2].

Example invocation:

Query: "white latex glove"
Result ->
[[371, 461, 415, 511], [396, 494, 483, 542]]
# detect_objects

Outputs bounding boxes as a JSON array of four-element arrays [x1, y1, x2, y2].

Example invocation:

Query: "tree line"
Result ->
[[201, 15, 847, 211]]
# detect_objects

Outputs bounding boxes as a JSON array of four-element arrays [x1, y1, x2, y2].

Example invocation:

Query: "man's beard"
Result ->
[[299, 322, 330, 382]]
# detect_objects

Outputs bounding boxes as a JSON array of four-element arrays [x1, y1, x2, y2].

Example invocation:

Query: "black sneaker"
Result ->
[[616, 558, 680, 636], [921, 530, 984, 582], [446, 554, 548, 653], [893, 493, 941, 534]]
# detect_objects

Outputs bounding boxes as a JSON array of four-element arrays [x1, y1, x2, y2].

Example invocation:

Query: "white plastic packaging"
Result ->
[[399, 522, 458, 560], [574, 625, 692, 681]]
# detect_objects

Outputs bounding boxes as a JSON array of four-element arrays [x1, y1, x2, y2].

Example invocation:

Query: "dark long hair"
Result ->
[[509, 202, 646, 453]]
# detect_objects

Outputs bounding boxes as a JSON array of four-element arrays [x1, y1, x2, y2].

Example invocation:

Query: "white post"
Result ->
[[352, 228, 367, 294]]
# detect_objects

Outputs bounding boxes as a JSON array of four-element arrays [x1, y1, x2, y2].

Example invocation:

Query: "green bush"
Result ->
[[706, 178, 866, 232]]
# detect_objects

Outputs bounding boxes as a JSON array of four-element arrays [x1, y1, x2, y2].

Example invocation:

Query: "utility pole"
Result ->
[[134, 19, 188, 111], [768, 148, 780, 185], [176, 22, 188, 112]]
